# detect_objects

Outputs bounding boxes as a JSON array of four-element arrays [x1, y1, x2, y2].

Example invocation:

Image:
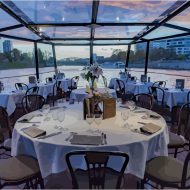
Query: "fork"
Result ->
[[65, 132, 77, 141]]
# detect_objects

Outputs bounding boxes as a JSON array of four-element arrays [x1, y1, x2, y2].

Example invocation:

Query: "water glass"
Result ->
[[94, 114, 103, 126], [42, 104, 50, 116], [128, 101, 136, 111], [86, 114, 94, 125], [57, 99, 65, 108], [121, 111, 128, 121], [57, 111, 66, 131]]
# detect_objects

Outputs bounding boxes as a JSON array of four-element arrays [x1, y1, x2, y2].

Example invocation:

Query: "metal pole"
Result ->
[[52, 44, 57, 73], [125, 45, 131, 71], [90, 41, 93, 64], [145, 41, 150, 75], [34, 42, 39, 79]]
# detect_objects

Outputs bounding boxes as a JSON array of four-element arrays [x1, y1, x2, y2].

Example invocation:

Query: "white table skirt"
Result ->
[[125, 82, 152, 95], [12, 103, 169, 179], [157, 88, 189, 110], [70, 88, 117, 102], [29, 83, 54, 98], [57, 79, 72, 92], [0, 91, 25, 115]]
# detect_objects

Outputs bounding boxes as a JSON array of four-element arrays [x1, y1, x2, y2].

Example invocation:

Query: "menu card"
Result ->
[[140, 123, 161, 134], [23, 127, 46, 138], [70, 134, 102, 145]]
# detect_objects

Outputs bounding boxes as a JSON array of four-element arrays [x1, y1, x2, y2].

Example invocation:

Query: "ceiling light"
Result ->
[[116, 17, 120, 21]]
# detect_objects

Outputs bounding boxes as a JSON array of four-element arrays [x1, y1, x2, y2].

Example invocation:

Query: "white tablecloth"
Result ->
[[29, 83, 54, 98], [125, 82, 152, 95], [0, 91, 25, 115], [157, 88, 189, 110], [70, 88, 117, 102], [57, 79, 72, 92], [12, 103, 169, 179]]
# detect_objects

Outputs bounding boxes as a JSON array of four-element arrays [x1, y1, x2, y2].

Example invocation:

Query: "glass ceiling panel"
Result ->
[[3, 1, 92, 24], [95, 26, 144, 38], [40, 27, 90, 38], [50, 40, 90, 44], [0, 8, 19, 28], [167, 6, 190, 29], [93, 40, 131, 44], [0, 27, 40, 40], [143, 26, 187, 40], [97, 0, 177, 23]]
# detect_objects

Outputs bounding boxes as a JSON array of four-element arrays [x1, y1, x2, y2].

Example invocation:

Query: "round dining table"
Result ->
[[70, 88, 117, 102], [12, 102, 169, 179]]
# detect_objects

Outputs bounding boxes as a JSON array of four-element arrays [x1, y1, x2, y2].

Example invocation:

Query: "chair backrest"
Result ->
[[148, 86, 165, 105], [116, 79, 125, 93], [28, 76, 36, 84], [0, 106, 11, 143], [130, 76, 137, 81], [152, 81, 166, 88], [71, 76, 79, 89], [177, 103, 190, 141], [25, 86, 39, 96], [102, 75, 108, 88], [66, 151, 129, 189], [181, 151, 190, 188], [132, 93, 153, 110], [22, 95, 45, 113], [15, 83, 28, 91], [46, 77, 53, 83], [187, 91, 190, 102]]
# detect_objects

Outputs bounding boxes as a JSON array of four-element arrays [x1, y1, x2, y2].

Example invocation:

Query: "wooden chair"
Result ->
[[46, 77, 53, 83], [0, 107, 12, 157], [148, 86, 171, 122], [47, 82, 65, 106], [141, 152, 190, 189], [66, 151, 129, 189], [68, 76, 79, 91], [22, 95, 45, 113], [116, 79, 133, 101], [171, 90, 190, 125], [0, 154, 44, 189], [15, 83, 28, 91], [132, 93, 153, 110], [25, 86, 39, 96], [152, 81, 166, 88], [168, 102, 190, 158]]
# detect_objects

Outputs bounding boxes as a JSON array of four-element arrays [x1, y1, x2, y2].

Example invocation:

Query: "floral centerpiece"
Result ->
[[81, 63, 103, 91]]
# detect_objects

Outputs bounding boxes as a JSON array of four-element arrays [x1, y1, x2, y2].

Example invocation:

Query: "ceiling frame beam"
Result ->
[[130, 1, 190, 44]]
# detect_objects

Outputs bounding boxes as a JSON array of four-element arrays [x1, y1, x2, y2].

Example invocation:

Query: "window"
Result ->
[[55, 46, 90, 87], [37, 43, 55, 81], [93, 45, 128, 87], [128, 43, 147, 79], [148, 37, 190, 88], [0, 38, 35, 89]]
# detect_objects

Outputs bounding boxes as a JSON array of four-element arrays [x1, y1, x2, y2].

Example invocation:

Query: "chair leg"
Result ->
[[140, 179, 145, 189], [174, 148, 178, 158]]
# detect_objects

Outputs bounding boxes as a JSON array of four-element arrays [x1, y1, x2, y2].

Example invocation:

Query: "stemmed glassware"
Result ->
[[86, 114, 94, 125], [121, 110, 129, 128], [42, 104, 50, 121], [128, 101, 136, 111], [94, 114, 103, 126]]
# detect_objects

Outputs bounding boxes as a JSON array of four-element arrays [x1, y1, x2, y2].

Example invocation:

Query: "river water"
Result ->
[[0, 66, 190, 90]]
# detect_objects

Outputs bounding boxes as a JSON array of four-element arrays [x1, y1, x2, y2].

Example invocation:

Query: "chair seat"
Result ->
[[74, 168, 122, 189], [3, 138, 11, 149], [168, 132, 186, 148], [0, 155, 40, 181], [145, 156, 190, 184]]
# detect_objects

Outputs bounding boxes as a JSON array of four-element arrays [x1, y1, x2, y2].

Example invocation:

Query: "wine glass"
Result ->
[[94, 114, 103, 126], [57, 99, 65, 108], [128, 101, 136, 111], [57, 110, 67, 131], [86, 114, 94, 125], [42, 104, 50, 117], [121, 111, 128, 128]]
